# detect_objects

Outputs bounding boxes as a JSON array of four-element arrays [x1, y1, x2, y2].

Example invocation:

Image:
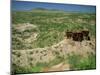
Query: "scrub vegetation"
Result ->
[[12, 8, 96, 74]]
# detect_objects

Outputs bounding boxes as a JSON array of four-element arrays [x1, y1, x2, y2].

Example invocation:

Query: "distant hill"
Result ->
[[32, 8, 48, 11], [31, 8, 63, 12]]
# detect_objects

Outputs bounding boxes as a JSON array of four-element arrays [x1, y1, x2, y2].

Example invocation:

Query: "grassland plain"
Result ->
[[12, 9, 96, 74]]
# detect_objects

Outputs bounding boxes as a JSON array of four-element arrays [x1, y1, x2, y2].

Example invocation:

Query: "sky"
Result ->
[[12, 1, 96, 13]]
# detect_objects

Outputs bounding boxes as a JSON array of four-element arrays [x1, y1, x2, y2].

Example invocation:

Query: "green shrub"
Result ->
[[77, 54, 96, 70], [32, 62, 49, 72], [67, 53, 96, 70]]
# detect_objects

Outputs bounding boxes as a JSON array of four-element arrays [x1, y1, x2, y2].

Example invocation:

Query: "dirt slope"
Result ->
[[12, 37, 95, 71]]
